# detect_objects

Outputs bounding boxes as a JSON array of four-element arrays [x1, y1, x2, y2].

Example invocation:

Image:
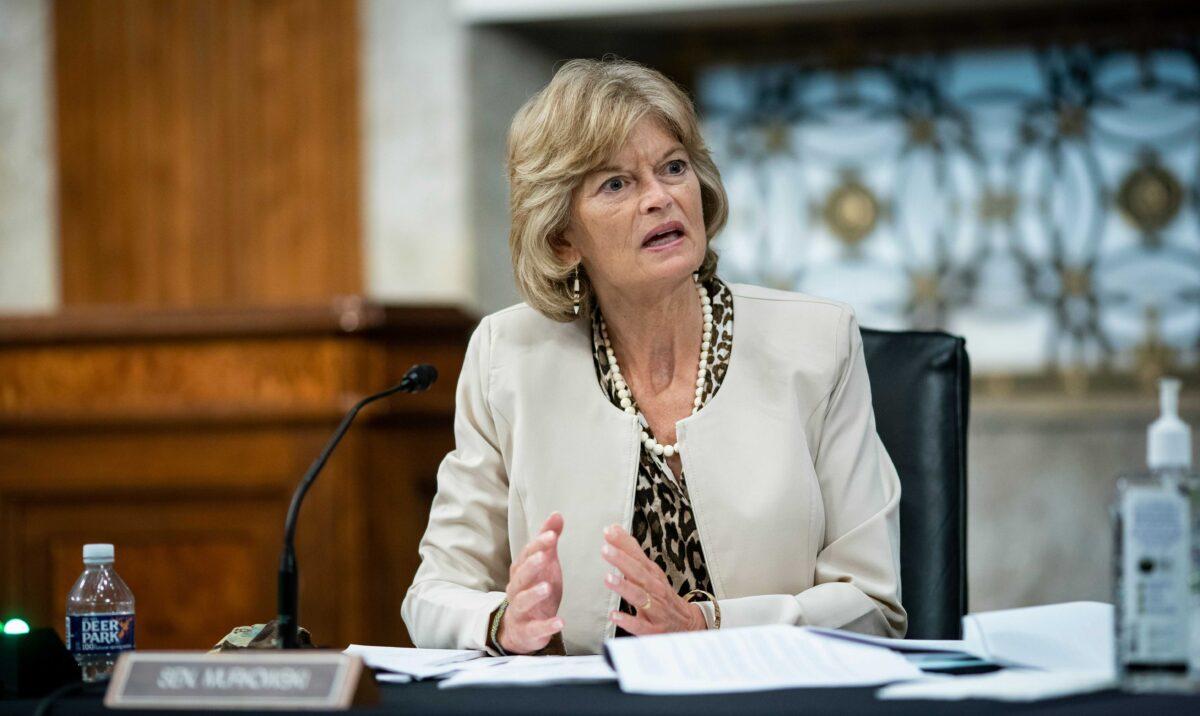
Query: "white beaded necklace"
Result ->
[[599, 274, 712, 459]]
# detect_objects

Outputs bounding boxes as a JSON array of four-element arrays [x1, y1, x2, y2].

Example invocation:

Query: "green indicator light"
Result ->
[[2, 618, 30, 635]]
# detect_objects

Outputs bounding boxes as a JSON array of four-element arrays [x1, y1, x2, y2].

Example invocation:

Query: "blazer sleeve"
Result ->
[[696, 306, 907, 637], [401, 315, 512, 652]]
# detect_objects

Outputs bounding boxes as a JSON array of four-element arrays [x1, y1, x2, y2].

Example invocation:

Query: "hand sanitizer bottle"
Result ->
[[1114, 378, 1194, 692]]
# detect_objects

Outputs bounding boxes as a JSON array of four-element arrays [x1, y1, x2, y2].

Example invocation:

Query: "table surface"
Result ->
[[4, 679, 1200, 715]]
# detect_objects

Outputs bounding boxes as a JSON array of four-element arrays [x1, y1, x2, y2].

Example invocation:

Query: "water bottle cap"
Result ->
[[83, 543, 114, 564]]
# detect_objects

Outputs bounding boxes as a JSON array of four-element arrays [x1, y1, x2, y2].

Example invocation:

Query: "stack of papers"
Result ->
[[870, 602, 1116, 701], [343, 645, 483, 682], [877, 669, 1115, 701], [605, 624, 924, 694], [814, 601, 1116, 702], [812, 602, 1113, 673], [439, 656, 616, 689], [959, 601, 1113, 673], [807, 628, 982, 658], [344, 601, 1117, 703], [342, 646, 616, 689], [602, 601, 1115, 700], [807, 627, 994, 673]]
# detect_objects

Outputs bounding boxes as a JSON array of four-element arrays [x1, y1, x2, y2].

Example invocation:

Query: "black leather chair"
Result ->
[[860, 328, 969, 640]]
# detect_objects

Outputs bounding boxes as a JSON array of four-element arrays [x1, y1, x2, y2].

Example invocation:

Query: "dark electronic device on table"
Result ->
[[0, 625, 79, 698]]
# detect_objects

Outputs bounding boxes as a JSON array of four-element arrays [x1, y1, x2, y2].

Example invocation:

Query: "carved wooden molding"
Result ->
[[0, 301, 475, 426], [0, 298, 475, 345]]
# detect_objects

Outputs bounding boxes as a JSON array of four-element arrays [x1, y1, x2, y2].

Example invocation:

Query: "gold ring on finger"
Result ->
[[640, 594, 652, 612]]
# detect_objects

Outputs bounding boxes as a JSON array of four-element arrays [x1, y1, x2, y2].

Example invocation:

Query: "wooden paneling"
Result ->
[[39, 497, 278, 650], [54, 0, 362, 308], [360, 422, 456, 646], [0, 302, 474, 649]]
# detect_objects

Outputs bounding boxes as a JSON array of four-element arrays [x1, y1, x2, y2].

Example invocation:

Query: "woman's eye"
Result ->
[[666, 159, 687, 175], [603, 178, 625, 192]]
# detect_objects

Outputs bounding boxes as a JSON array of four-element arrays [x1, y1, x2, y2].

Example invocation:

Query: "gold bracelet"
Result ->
[[488, 598, 510, 655], [683, 589, 721, 630]]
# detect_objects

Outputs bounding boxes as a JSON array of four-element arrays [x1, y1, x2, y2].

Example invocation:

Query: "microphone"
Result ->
[[277, 364, 438, 648]]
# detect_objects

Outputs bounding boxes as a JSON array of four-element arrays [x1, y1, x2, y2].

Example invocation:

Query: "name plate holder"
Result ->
[[104, 651, 378, 710]]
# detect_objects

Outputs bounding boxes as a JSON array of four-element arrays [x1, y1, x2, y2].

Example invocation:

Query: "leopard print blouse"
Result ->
[[591, 277, 734, 630]]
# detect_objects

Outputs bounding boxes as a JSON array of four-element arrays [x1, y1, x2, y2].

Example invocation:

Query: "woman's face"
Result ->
[[561, 117, 707, 298]]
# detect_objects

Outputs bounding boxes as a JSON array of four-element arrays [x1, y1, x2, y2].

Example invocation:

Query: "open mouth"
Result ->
[[642, 222, 685, 249]]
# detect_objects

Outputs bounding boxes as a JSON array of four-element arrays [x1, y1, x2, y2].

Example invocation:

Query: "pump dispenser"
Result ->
[[1149, 377, 1192, 472]]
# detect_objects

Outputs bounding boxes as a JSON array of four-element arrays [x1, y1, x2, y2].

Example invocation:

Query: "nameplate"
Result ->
[[104, 651, 377, 710]]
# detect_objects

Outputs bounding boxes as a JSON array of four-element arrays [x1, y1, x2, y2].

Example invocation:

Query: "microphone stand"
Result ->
[[277, 364, 437, 648]]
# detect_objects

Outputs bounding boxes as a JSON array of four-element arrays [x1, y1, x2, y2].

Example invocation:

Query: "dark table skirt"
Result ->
[[3, 679, 1199, 715]]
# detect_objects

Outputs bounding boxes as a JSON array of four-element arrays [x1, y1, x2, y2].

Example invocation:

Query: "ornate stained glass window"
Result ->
[[698, 45, 1200, 384]]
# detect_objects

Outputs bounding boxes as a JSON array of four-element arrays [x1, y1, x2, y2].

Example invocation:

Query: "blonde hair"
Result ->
[[506, 57, 728, 322]]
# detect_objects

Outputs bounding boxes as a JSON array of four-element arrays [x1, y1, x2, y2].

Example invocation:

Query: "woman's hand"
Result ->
[[600, 524, 707, 635], [498, 512, 565, 654]]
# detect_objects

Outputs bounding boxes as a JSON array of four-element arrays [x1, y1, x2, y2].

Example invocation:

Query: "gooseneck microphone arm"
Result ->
[[278, 364, 437, 648]]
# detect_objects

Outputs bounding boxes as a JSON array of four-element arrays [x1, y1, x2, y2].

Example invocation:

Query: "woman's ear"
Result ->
[[551, 232, 581, 266]]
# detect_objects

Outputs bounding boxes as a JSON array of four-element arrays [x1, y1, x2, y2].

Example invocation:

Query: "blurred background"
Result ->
[[1, 0, 1198, 649]]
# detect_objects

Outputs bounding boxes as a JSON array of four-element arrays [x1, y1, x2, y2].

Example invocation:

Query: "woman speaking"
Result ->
[[402, 58, 906, 656]]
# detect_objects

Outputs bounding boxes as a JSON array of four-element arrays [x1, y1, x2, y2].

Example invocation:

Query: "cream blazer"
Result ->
[[402, 283, 906, 655]]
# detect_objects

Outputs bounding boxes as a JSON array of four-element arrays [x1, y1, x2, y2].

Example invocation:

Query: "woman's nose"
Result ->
[[638, 176, 673, 213]]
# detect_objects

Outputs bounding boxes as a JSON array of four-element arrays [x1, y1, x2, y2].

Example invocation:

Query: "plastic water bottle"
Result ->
[[65, 544, 135, 682]]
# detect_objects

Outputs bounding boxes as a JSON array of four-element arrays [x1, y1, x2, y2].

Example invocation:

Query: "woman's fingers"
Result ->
[[506, 614, 563, 653], [539, 513, 564, 564], [603, 571, 651, 610], [599, 524, 703, 636], [600, 541, 659, 595], [510, 548, 552, 594], [526, 615, 564, 639], [540, 511, 564, 536], [609, 610, 655, 635], [509, 581, 551, 613], [603, 524, 641, 553], [508, 513, 564, 593], [512, 529, 557, 574], [545, 528, 562, 562], [604, 525, 668, 585], [501, 610, 562, 654], [499, 515, 566, 654]]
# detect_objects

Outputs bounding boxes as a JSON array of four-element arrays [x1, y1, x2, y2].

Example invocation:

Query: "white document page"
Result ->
[[815, 602, 1113, 673], [605, 625, 923, 695], [961, 601, 1113, 673], [806, 627, 983, 657], [438, 656, 616, 689], [374, 673, 412, 685], [343, 645, 484, 680], [377, 656, 514, 684], [877, 669, 1115, 702]]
